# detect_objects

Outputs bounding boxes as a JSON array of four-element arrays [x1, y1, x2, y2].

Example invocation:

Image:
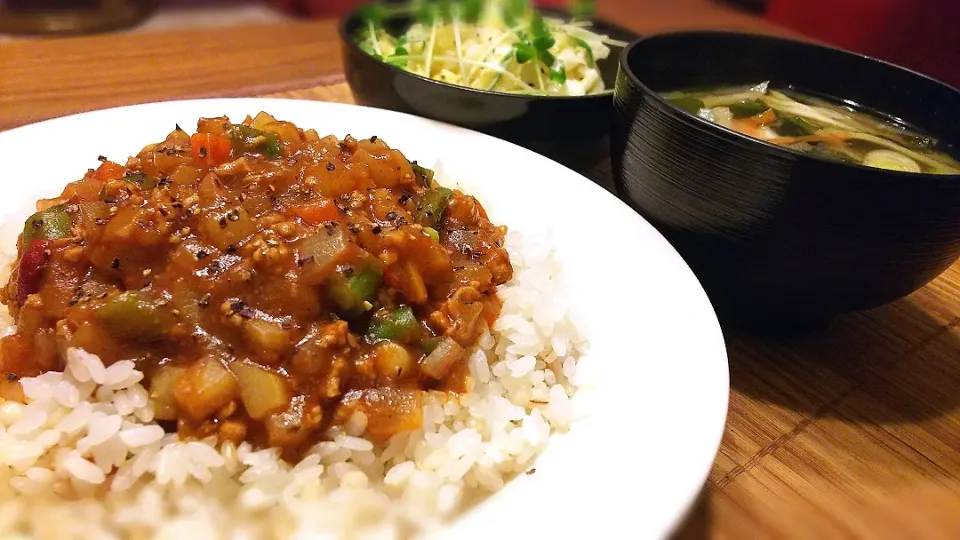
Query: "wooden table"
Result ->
[[3, 2, 960, 538]]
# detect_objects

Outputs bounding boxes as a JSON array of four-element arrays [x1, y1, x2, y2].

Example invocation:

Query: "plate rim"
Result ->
[[0, 97, 729, 539]]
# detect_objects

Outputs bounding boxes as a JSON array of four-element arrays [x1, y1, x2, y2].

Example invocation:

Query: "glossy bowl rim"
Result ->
[[616, 30, 960, 180], [338, 2, 639, 102]]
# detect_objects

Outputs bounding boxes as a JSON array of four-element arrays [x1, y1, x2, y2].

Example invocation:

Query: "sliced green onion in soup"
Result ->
[[862, 149, 922, 173]]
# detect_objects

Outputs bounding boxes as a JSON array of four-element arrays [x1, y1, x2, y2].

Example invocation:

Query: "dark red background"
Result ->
[[767, 0, 960, 88], [266, 0, 960, 89]]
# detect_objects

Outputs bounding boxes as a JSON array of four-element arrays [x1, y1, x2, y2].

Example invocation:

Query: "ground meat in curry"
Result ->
[[0, 112, 513, 459]]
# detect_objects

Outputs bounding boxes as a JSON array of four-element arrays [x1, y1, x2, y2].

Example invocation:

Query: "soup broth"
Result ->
[[662, 82, 960, 175]]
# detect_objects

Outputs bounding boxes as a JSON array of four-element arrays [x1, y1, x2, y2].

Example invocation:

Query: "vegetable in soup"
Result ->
[[662, 81, 960, 175]]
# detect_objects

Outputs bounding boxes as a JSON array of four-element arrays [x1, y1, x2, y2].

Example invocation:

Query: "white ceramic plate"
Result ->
[[0, 98, 728, 539]]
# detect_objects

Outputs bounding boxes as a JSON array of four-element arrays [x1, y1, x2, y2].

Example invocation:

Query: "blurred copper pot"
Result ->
[[0, 0, 156, 35]]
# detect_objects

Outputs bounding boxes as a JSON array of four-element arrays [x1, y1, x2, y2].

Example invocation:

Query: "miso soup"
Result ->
[[662, 81, 960, 175]]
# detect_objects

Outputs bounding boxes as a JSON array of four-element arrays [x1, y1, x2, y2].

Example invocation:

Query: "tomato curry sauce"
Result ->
[[0, 112, 512, 457]]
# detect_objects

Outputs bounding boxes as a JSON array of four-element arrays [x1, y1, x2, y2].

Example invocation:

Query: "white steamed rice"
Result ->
[[0, 228, 589, 540]]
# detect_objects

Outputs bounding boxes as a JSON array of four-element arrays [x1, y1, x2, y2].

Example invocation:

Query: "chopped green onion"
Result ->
[[549, 65, 567, 84], [533, 35, 555, 51], [529, 11, 551, 45], [538, 48, 555, 67], [514, 42, 535, 64]]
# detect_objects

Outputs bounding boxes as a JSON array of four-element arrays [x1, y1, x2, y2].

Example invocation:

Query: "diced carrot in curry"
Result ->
[[288, 198, 340, 224], [191, 133, 232, 167], [96, 160, 126, 181]]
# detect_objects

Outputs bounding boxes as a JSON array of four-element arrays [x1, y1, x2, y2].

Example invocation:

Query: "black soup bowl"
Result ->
[[611, 31, 960, 329], [340, 4, 638, 170]]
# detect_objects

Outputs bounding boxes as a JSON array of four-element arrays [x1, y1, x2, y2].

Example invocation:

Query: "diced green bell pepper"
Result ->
[[417, 188, 453, 229], [327, 266, 382, 315], [411, 162, 435, 188], [228, 125, 283, 159], [22, 206, 72, 246], [367, 305, 419, 343], [95, 291, 173, 342], [124, 172, 158, 191], [729, 99, 770, 119]]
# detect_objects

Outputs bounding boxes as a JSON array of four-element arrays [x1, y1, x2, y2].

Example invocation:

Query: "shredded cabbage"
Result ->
[[356, 0, 627, 96]]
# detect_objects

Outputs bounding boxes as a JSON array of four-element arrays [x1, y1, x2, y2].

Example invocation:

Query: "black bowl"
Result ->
[[339, 4, 638, 171], [611, 31, 960, 329]]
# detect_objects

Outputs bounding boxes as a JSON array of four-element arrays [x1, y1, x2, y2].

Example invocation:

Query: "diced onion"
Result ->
[[420, 337, 464, 379], [297, 228, 353, 285], [243, 319, 291, 360], [229, 360, 290, 420], [709, 107, 733, 128], [265, 395, 313, 449], [174, 356, 238, 421], [150, 364, 187, 420]]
